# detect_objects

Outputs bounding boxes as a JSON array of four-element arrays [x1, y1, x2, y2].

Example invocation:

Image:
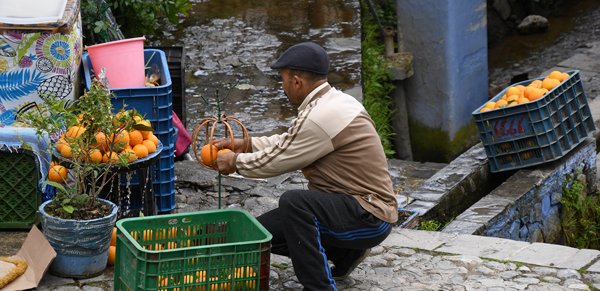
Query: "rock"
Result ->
[[492, 0, 512, 20], [517, 15, 550, 34]]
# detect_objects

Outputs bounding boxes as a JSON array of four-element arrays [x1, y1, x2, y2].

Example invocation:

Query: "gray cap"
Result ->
[[270, 42, 329, 75]]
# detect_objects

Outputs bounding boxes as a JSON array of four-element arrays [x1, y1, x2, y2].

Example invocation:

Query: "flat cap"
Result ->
[[270, 42, 329, 75]]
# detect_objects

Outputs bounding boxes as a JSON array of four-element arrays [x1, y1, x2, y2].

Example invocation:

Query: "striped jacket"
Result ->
[[236, 82, 398, 223]]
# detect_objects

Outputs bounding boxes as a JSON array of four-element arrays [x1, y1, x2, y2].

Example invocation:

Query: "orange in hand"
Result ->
[[218, 148, 233, 154], [200, 144, 219, 166]]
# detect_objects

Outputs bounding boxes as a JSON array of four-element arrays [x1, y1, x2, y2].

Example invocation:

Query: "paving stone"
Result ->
[[586, 259, 600, 273], [435, 234, 530, 260], [509, 244, 600, 269], [382, 229, 457, 251]]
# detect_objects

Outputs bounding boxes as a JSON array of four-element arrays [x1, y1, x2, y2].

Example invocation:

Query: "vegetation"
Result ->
[[560, 171, 600, 249], [418, 220, 442, 231], [360, 0, 396, 156], [81, 0, 191, 44]]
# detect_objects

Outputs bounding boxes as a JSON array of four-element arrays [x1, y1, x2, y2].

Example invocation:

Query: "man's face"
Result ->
[[280, 69, 304, 108]]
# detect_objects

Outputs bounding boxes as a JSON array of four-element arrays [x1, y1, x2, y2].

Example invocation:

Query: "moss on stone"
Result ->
[[408, 118, 480, 163]]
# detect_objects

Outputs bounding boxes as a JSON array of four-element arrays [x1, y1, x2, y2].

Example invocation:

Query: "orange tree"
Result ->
[[18, 80, 149, 220]]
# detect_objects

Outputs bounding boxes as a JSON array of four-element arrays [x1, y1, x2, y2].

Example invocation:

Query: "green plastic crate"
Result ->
[[0, 149, 40, 229], [115, 208, 272, 291]]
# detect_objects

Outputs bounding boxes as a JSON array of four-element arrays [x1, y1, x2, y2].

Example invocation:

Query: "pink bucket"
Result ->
[[85, 37, 146, 89]]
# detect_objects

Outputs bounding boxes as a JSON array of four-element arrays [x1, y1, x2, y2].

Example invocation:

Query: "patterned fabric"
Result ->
[[0, 10, 81, 127]]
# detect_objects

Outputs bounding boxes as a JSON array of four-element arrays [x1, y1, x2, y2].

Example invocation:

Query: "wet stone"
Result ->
[[557, 269, 582, 280]]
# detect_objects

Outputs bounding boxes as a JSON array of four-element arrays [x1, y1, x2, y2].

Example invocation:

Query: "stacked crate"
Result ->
[[472, 70, 595, 172], [83, 49, 176, 212]]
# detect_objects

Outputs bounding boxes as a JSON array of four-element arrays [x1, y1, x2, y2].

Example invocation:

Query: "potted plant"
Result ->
[[17, 79, 156, 278]]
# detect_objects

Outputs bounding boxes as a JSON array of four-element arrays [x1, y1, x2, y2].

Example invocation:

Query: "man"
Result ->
[[214, 42, 398, 290]]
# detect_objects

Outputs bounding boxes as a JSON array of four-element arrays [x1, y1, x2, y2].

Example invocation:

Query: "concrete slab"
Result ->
[[508, 243, 600, 270], [383, 229, 457, 251], [452, 196, 514, 224], [442, 219, 486, 235], [558, 54, 600, 72], [435, 234, 530, 261], [586, 259, 600, 273]]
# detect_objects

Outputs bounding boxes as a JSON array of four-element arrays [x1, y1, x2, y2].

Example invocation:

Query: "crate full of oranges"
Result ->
[[114, 208, 272, 291], [472, 70, 595, 172]]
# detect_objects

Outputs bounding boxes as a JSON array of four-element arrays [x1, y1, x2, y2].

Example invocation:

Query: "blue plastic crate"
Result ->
[[155, 181, 176, 213], [472, 70, 595, 172], [83, 49, 173, 124]]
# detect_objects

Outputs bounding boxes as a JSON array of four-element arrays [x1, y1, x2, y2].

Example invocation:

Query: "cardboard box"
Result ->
[[2, 226, 56, 291]]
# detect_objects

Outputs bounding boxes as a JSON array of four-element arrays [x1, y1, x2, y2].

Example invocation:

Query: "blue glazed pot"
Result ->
[[39, 198, 118, 278]]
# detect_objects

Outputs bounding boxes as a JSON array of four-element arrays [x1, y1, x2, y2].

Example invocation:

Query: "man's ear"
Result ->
[[292, 74, 303, 88]]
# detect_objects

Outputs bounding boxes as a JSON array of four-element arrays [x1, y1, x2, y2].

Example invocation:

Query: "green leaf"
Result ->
[[132, 123, 153, 131], [63, 205, 75, 214]]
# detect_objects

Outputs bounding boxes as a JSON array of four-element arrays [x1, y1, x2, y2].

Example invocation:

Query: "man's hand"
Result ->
[[215, 151, 237, 175], [213, 138, 250, 153]]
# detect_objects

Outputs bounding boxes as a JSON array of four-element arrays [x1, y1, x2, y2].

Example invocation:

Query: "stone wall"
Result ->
[[442, 138, 597, 244], [488, 0, 569, 45]]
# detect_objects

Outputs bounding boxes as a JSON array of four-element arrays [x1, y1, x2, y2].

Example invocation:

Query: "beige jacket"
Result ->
[[236, 83, 398, 223]]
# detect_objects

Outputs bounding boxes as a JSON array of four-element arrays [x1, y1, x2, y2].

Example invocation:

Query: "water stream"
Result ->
[[148, 0, 362, 137], [147, 0, 600, 152]]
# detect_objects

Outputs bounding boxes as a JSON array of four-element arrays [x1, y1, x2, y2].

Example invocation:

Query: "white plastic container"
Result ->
[[0, 0, 68, 24]]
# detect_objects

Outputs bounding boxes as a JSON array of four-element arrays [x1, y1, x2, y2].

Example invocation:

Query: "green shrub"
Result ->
[[81, 0, 191, 44], [561, 172, 600, 249], [360, 0, 395, 156]]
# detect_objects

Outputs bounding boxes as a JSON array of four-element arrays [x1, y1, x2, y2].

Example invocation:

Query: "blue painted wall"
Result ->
[[396, 0, 488, 137]]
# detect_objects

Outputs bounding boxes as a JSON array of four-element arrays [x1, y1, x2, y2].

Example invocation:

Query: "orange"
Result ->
[[56, 138, 68, 153], [200, 144, 218, 166], [547, 70, 564, 81], [129, 130, 144, 146], [121, 149, 138, 162], [506, 95, 519, 104], [218, 148, 233, 155], [48, 165, 68, 183], [141, 130, 151, 139], [518, 97, 530, 104], [147, 133, 159, 147], [142, 140, 156, 153], [133, 144, 149, 158], [60, 144, 73, 159], [479, 107, 491, 112], [528, 80, 543, 89], [88, 149, 103, 164], [102, 151, 120, 164], [107, 245, 116, 266], [542, 77, 560, 91], [495, 99, 508, 109], [143, 229, 153, 241], [505, 86, 521, 98], [66, 125, 86, 138], [109, 130, 129, 152], [111, 227, 117, 246], [94, 132, 109, 152], [561, 72, 570, 81], [484, 101, 496, 109], [528, 88, 548, 101]]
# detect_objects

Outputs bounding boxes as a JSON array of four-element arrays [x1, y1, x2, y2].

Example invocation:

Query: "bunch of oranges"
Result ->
[[480, 70, 570, 112], [47, 111, 159, 184], [199, 144, 232, 167]]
